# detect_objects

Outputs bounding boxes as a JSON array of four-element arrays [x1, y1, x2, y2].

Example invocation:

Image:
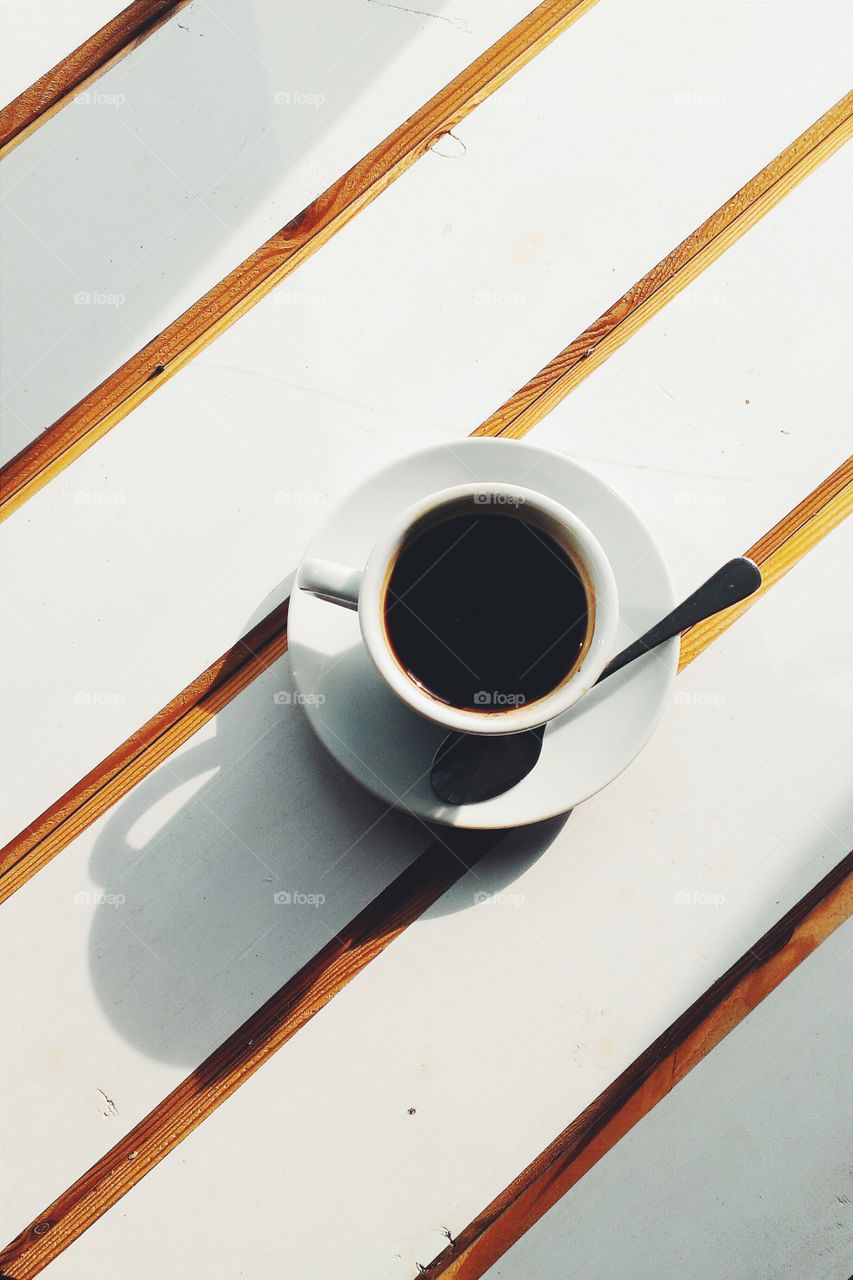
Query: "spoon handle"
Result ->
[[598, 556, 762, 683]]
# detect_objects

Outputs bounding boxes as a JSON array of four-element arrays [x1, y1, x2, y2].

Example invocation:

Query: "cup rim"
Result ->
[[357, 482, 619, 736]]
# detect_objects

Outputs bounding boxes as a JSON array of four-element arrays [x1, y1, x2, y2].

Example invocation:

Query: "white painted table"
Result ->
[[1, 3, 851, 1278]]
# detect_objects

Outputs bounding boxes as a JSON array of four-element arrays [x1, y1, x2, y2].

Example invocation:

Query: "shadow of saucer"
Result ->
[[429, 811, 571, 911]]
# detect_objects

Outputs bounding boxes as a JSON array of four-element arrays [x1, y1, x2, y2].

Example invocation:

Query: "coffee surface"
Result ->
[[385, 510, 589, 711]]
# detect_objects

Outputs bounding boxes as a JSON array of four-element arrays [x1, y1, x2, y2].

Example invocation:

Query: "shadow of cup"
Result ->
[[84, 588, 569, 1069]]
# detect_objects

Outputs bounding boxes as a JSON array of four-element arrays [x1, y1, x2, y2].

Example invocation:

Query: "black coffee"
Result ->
[[384, 510, 589, 711]]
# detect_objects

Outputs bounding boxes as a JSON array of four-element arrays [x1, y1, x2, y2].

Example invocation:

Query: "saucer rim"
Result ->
[[289, 438, 678, 829]]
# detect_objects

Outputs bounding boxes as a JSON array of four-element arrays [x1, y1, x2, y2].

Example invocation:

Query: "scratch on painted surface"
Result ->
[[96, 1089, 118, 1118], [428, 131, 468, 159], [366, 0, 471, 33]]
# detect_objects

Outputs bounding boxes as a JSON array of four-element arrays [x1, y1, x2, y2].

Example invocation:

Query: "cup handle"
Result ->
[[298, 558, 362, 611]]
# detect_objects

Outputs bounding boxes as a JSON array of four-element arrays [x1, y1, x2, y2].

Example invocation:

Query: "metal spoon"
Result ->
[[430, 556, 762, 806]]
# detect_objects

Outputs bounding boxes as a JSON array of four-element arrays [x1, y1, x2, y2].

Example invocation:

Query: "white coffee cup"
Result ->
[[297, 482, 618, 735]]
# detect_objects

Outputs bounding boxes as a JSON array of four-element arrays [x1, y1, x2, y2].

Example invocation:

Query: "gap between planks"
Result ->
[[0, 0, 193, 156], [0, 460, 849, 1279], [0, 0, 601, 519]]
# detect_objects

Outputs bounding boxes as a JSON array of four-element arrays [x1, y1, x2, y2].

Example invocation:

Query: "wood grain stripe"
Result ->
[[0, 599, 289, 903], [418, 851, 853, 1279], [679, 456, 853, 669], [1, 464, 847, 1278], [0, 0, 192, 156], [473, 90, 853, 440], [0, 0, 600, 520]]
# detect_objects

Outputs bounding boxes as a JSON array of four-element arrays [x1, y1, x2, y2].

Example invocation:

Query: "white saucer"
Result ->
[[289, 439, 677, 828]]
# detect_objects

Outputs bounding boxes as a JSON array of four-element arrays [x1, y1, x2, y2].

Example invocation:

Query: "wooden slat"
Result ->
[[0, 0, 601, 521], [0, 461, 847, 1278], [473, 90, 853, 440], [0, 0, 191, 156], [418, 851, 853, 1279]]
